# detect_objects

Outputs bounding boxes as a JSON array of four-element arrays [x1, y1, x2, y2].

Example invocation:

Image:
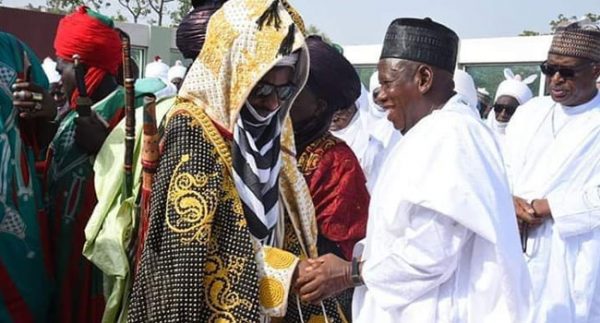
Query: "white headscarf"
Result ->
[[145, 57, 170, 80], [453, 69, 478, 110], [167, 60, 187, 82], [495, 68, 537, 105], [42, 57, 61, 84]]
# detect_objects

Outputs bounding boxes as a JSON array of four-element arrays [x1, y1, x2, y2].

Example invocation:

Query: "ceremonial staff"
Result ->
[[119, 30, 136, 200]]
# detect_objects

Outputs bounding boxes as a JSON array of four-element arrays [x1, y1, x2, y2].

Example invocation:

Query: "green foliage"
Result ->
[[520, 12, 599, 36], [306, 24, 332, 44], [170, 0, 192, 26]]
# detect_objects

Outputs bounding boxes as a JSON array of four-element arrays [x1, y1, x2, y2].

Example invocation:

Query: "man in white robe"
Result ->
[[296, 17, 531, 323], [504, 21, 600, 323]]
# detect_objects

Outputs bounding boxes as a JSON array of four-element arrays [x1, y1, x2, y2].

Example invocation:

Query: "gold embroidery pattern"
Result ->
[[204, 255, 254, 321], [297, 134, 341, 176], [166, 154, 219, 244], [258, 276, 285, 309], [264, 247, 296, 269]]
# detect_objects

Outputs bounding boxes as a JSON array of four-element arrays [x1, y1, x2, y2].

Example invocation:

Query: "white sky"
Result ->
[[2, 0, 598, 45]]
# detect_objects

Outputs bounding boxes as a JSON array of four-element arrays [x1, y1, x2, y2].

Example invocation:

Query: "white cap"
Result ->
[[453, 69, 478, 109], [495, 68, 537, 105], [145, 56, 170, 80], [42, 57, 61, 84], [168, 60, 187, 82]]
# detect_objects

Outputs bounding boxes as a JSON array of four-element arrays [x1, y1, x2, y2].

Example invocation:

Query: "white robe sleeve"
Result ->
[[548, 184, 600, 238], [360, 204, 473, 311]]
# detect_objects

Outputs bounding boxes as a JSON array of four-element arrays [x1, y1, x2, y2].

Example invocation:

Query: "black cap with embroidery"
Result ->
[[381, 17, 459, 73]]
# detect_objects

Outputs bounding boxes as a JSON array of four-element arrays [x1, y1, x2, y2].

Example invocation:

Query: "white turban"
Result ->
[[145, 56, 170, 80], [168, 60, 187, 82], [453, 69, 478, 109], [494, 68, 537, 105], [42, 57, 61, 84]]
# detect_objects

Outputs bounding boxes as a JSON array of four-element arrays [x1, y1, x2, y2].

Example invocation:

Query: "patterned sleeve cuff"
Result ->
[[255, 246, 299, 318]]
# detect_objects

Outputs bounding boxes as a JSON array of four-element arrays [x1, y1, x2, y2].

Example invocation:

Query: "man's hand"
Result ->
[[12, 79, 56, 120], [74, 114, 109, 155], [531, 199, 551, 219], [295, 253, 352, 305], [513, 196, 544, 227]]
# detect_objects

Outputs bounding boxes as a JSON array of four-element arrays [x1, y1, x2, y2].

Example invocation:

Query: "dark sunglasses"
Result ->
[[493, 103, 518, 116], [539, 61, 592, 78], [251, 82, 297, 101]]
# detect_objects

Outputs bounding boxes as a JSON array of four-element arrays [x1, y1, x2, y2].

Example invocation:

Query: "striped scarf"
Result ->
[[232, 102, 284, 244]]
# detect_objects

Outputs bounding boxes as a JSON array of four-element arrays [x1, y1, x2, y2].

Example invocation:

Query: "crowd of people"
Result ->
[[1, 0, 599, 322]]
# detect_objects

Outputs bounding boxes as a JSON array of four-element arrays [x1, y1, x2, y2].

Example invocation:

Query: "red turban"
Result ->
[[54, 6, 122, 108]]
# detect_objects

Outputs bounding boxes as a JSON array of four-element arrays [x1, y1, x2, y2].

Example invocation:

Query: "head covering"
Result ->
[[175, 0, 311, 245], [549, 21, 600, 62], [144, 56, 169, 80], [305, 36, 361, 111], [167, 60, 187, 81], [494, 68, 537, 105], [54, 6, 122, 107], [42, 57, 61, 84], [453, 69, 478, 109], [381, 17, 459, 73], [176, 1, 226, 59]]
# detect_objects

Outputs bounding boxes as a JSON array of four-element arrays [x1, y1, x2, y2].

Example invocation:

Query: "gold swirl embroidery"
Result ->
[[166, 154, 219, 244], [205, 255, 254, 321]]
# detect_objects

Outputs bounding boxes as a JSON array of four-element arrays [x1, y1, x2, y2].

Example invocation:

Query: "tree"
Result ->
[[170, 0, 192, 26], [147, 0, 175, 26], [306, 24, 332, 44], [117, 0, 150, 23], [520, 12, 600, 36], [519, 30, 540, 37], [27, 0, 110, 15]]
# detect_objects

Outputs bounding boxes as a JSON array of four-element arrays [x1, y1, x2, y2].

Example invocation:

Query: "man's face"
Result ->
[[376, 58, 420, 133], [248, 66, 295, 117], [329, 103, 357, 131], [56, 58, 76, 100], [290, 87, 320, 127], [545, 53, 600, 107], [49, 82, 67, 108], [494, 95, 520, 123]]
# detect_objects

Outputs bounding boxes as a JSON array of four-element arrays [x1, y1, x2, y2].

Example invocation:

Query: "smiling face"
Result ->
[[546, 53, 600, 107], [376, 58, 424, 133]]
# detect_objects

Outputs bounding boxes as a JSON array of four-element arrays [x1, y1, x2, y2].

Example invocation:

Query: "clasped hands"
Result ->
[[513, 196, 551, 229], [293, 253, 353, 305]]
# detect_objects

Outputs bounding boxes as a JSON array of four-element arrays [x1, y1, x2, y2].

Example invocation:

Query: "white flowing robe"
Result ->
[[353, 94, 532, 323], [504, 93, 600, 323]]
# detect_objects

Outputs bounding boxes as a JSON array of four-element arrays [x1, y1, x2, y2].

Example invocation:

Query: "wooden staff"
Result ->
[[120, 30, 136, 200], [134, 94, 159, 269]]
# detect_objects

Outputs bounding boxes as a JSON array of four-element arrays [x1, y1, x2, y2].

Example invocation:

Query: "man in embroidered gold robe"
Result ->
[[128, 0, 346, 322]]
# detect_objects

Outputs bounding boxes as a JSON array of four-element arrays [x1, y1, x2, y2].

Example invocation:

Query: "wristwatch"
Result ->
[[351, 257, 364, 287]]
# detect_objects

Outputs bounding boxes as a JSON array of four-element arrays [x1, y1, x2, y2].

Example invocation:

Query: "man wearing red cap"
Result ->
[[13, 6, 135, 323], [49, 7, 134, 323]]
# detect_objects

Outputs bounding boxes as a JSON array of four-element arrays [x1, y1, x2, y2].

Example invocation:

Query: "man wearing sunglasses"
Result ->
[[504, 21, 600, 323], [487, 68, 536, 148]]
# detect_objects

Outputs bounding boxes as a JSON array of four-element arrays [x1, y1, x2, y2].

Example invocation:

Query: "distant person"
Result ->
[[167, 60, 187, 90], [477, 87, 492, 118], [487, 68, 536, 147]]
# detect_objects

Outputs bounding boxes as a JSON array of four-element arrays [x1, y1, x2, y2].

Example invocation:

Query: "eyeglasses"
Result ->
[[251, 82, 297, 101], [493, 103, 518, 116], [539, 61, 592, 78]]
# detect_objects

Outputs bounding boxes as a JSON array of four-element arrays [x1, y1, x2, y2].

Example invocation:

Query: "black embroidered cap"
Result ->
[[381, 17, 459, 73]]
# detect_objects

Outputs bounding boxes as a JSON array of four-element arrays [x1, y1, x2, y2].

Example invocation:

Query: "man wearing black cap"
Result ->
[[295, 18, 531, 322], [504, 21, 600, 323]]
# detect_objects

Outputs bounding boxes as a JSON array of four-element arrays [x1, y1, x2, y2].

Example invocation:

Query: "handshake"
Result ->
[[293, 253, 360, 304]]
